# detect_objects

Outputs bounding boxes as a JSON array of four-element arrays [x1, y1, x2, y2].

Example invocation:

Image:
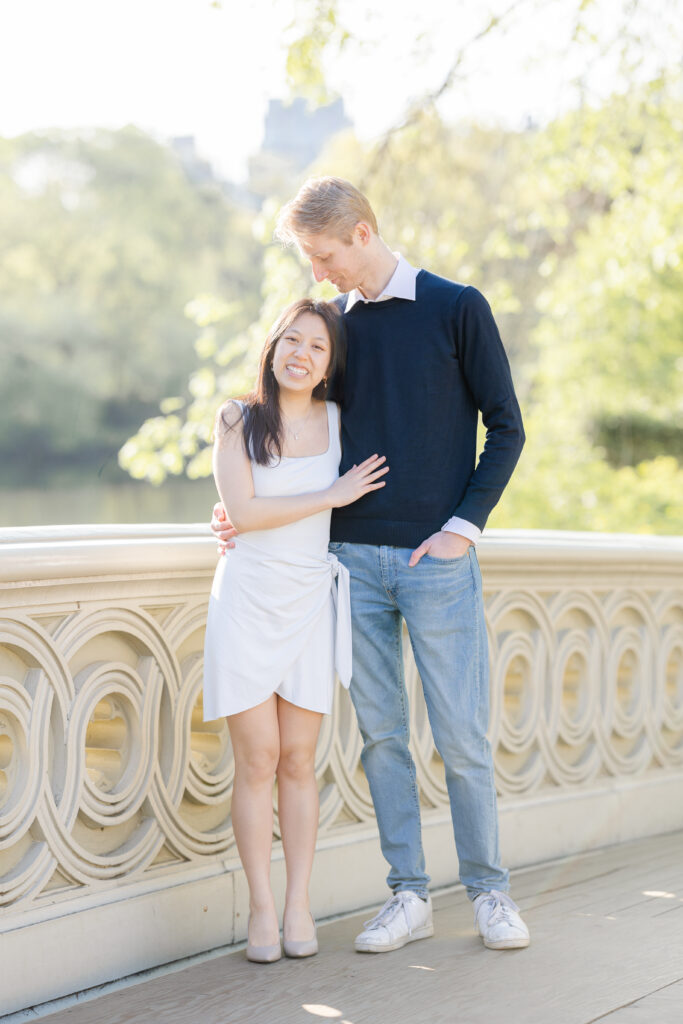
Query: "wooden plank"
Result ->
[[37, 831, 683, 1024], [590, 978, 683, 1023]]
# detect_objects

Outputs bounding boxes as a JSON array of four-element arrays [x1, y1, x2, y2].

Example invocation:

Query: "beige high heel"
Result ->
[[246, 916, 281, 963], [283, 914, 318, 958]]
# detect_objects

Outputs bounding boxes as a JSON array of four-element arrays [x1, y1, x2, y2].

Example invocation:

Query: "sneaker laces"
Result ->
[[362, 893, 414, 935], [478, 890, 520, 927]]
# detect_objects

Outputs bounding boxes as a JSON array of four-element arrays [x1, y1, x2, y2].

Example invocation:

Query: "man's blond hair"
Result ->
[[275, 176, 378, 245]]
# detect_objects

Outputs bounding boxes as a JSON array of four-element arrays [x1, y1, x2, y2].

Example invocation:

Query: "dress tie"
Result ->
[[328, 553, 352, 688]]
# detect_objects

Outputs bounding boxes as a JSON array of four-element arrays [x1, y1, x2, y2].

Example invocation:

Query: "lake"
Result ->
[[1, 477, 220, 528]]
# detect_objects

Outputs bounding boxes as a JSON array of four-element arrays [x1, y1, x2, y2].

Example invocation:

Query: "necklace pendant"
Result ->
[[293, 432, 300, 440]]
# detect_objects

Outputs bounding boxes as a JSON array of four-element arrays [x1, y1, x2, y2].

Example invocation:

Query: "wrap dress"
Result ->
[[202, 401, 352, 720]]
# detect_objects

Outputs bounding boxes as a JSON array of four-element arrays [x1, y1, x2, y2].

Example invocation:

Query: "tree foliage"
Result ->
[[494, 73, 683, 531], [0, 126, 261, 480]]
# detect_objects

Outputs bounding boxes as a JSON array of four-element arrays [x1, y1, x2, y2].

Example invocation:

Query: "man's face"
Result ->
[[298, 230, 368, 294]]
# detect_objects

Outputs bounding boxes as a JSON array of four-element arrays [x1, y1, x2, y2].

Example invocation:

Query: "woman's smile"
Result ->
[[285, 363, 309, 378]]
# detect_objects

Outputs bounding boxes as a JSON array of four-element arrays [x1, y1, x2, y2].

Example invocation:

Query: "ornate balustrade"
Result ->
[[1, 526, 682, 1015]]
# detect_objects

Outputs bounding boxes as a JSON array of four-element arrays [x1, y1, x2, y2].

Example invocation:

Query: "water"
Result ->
[[0, 477, 220, 528]]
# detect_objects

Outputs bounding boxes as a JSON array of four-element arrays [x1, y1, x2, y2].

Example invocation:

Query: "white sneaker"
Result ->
[[354, 891, 433, 953], [473, 890, 530, 949]]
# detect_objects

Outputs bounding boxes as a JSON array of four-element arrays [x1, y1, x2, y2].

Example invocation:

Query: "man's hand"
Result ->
[[211, 501, 238, 555], [408, 531, 472, 567]]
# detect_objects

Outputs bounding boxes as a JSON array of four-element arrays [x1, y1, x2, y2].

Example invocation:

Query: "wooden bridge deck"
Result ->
[[28, 830, 683, 1024]]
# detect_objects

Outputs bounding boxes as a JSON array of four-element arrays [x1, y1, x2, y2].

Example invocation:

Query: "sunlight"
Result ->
[[302, 1006, 344, 1019]]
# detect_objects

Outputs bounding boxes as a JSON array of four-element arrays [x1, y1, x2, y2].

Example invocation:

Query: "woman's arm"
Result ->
[[213, 403, 387, 534]]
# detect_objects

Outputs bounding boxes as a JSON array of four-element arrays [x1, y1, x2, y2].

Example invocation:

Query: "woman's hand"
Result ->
[[327, 455, 389, 508], [211, 501, 238, 554]]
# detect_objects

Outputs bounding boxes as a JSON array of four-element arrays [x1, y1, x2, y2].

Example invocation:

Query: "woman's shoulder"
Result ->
[[214, 398, 247, 447], [221, 397, 248, 420]]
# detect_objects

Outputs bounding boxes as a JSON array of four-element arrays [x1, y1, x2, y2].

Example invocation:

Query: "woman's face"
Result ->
[[271, 312, 332, 395]]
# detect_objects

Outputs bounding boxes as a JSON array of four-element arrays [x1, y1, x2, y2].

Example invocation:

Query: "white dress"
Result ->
[[202, 401, 352, 721]]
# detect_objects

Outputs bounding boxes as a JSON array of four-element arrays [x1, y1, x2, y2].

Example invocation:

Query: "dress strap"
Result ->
[[326, 401, 341, 461]]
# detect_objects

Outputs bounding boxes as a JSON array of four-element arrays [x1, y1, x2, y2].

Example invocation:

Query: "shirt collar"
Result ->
[[345, 254, 418, 312]]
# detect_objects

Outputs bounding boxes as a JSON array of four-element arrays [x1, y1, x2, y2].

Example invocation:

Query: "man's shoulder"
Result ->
[[416, 269, 476, 303]]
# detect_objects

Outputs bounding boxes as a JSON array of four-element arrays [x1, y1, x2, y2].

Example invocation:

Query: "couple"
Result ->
[[203, 177, 529, 963]]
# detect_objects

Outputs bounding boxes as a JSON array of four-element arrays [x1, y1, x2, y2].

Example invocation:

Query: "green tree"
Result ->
[[0, 126, 261, 481], [494, 73, 683, 532]]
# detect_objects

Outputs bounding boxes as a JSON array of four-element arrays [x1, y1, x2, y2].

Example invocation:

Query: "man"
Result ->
[[212, 177, 529, 952]]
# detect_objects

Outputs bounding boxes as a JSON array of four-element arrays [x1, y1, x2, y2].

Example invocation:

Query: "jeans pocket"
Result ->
[[328, 541, 345, 552], [423, 551, 469, 564]]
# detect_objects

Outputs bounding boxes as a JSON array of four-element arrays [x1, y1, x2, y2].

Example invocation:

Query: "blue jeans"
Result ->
[[328, 541, 508, 900]]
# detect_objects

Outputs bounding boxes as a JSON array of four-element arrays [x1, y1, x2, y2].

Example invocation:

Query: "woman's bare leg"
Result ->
[[276, 697, 323, 942], [227, 696, 280, 946]]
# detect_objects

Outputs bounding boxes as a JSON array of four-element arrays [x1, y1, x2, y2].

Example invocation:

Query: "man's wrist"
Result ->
[[441, 516, 481, 545]]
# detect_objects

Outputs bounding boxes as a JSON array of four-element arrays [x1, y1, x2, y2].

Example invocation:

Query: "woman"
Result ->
[[203, 297, 388, 963]]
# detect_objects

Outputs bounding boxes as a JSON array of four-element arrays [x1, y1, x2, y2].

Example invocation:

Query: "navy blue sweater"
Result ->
[[329, 270, 525, 548]]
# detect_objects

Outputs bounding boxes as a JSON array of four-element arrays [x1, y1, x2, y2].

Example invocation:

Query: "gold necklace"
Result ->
[[282, 404, 315, 441]]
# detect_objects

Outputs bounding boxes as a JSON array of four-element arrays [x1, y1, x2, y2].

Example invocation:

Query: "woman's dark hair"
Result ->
[[217, 298, 346, 465]]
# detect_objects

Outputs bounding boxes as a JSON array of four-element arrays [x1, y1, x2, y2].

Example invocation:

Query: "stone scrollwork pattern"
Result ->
[[1, 528, 682, 917]]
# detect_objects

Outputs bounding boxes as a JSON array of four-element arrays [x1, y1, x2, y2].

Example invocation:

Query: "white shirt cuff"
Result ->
[[441, 516, 481, 544]]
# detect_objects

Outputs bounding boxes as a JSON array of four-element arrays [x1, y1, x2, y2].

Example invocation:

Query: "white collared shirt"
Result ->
[[344, 253, 481, 545], [345, 253, 418, 311]]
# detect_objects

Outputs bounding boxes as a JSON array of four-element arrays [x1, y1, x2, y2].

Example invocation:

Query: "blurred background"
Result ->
[[1, 0, 682, 531]]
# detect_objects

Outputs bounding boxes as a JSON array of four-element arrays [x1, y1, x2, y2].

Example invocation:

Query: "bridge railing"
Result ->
[[1, 526, 682, 1014]]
